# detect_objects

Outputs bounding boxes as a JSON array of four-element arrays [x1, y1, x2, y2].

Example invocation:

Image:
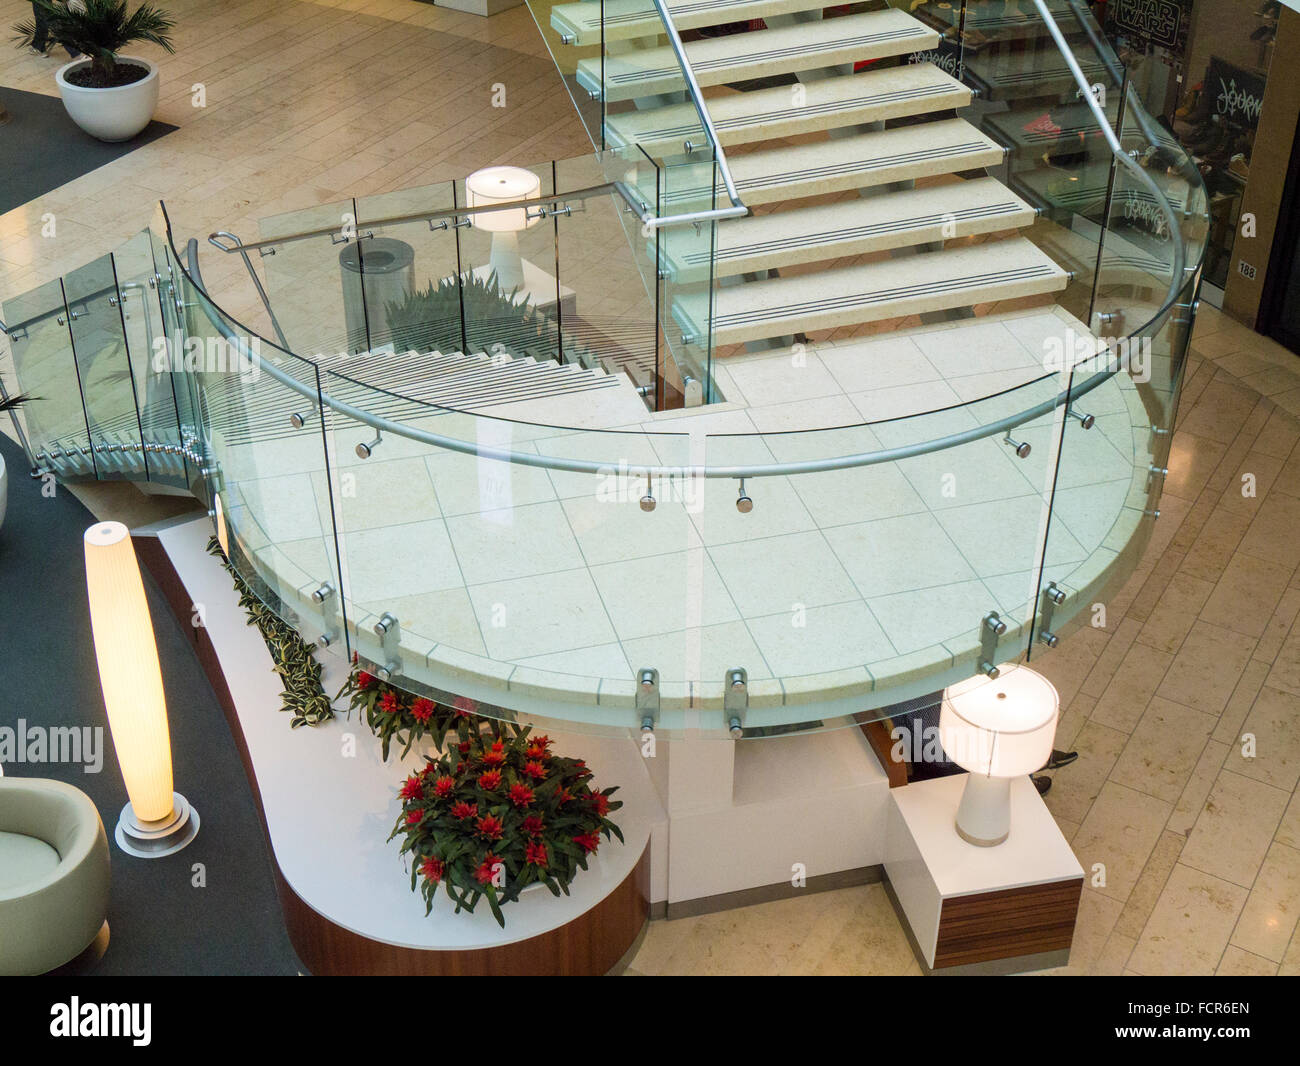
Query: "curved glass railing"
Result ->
[[1, 3, 1207, 738]]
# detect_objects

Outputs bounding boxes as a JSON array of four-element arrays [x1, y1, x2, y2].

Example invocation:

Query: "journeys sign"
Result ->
[[1204, 56, 1267, 130]]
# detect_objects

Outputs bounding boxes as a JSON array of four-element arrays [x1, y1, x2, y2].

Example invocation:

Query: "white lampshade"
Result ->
[[939, 665, 1058, 847], [84, 521, 198, 857], [465, 166, 542, 233]]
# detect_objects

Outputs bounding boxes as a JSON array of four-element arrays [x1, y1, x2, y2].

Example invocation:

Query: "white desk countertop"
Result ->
[[157, 516, 662, 952]]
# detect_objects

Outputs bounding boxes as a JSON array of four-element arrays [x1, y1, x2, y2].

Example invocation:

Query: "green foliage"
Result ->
[[0, 376, 32, 413], [389, 728, 623, 927], [383, 270, 546, 356], [14, 1, 176, 77], [335, 661, 513, 761], [206, 537, 335, 728]]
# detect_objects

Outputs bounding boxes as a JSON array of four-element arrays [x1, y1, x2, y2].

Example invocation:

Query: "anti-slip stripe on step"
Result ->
[[628, 82, 964, 141], [711, 263, 1060, 326], [602, 27, 930, 85], [596, 0, 828, 24], [660, 135, 1003, 206], [736, 141, 994, 191], [683, 201, 1026, 265], [656, 138, 999, 205], [976, 63, 1107, 87]]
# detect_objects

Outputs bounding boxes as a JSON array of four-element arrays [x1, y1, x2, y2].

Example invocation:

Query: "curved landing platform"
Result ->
[[135, 517, 661, 975]]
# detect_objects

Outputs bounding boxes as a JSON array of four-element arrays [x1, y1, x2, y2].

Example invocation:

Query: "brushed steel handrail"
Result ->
[[181, 235, 1118, 482]]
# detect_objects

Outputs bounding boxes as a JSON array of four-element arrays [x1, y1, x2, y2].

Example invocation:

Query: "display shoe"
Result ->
[[1032, 775, 1052, 796]]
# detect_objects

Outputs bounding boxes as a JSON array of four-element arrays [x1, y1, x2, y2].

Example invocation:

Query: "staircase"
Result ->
[[551, 0, 1072, 356]]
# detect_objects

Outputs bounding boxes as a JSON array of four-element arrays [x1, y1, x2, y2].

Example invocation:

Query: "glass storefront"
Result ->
[[1106, 0, 1278, 303]]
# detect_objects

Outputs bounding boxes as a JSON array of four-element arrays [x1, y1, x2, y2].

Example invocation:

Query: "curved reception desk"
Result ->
[[136, 517, 659, 976]]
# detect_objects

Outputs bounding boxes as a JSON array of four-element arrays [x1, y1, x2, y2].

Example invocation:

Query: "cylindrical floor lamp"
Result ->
[[84, 522, 198, 858]]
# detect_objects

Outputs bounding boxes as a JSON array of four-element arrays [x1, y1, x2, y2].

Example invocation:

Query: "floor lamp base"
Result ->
[[115, 792, 199, 858]]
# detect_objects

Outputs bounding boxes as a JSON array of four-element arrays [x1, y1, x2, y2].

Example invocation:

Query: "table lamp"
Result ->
[[465, 165, 542, 291], [938, 665, 1058, 847], [84, 522, 199, 858]]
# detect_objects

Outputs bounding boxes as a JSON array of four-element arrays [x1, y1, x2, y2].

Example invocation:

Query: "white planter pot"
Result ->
[[55, 57, 159, 143]]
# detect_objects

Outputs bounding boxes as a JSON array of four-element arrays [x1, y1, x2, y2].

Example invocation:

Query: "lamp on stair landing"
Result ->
[[938, 665, 1058, 847], [84, 522, 199, 858], [465, 165, 542, 291]]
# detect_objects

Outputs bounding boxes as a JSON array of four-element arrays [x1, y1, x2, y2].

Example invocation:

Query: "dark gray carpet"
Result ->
[[0, 85, 177, 214], [0, 434, 300, 974]]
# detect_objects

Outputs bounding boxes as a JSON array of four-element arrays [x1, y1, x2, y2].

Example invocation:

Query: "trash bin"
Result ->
[[338, 237, 415, 355]]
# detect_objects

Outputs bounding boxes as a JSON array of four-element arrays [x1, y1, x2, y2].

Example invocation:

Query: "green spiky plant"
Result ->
[[13, 1, 176, 82], [0, 379, 31, 413], [383, 271, 547, 357]]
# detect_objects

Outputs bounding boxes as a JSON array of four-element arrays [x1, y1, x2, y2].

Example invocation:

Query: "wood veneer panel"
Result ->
[[859, 719, 908, 788], [136, 533, 651, 976], [933, 877, 1082, 969]]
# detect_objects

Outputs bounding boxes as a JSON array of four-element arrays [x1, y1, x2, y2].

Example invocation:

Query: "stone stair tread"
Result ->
[[551, 0, 843, 46], [660, 176, 1036, 279], [675, 237, 1068, 344], [604, 61, 970, 152], [578, 9, 937, 101], [645, 118, 1006, 211], [964, 50, 1108, 98]]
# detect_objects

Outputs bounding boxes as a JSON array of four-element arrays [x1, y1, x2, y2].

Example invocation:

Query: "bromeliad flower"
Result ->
[[572, 832, 600, 855], [476, 814, 505, 841], [379, 691, 401, 715], [508, 783, 534, 808], [475, 854, 502, 885], [432, 776, 455, 799], [399, 775, 423, 801], [411, 698, 436, 723], [524, 760, 547, 781], [357, 671, 376, 690], [525, 841, 548, 867], [421, 856, 444, 883], [405, 810, 423, 826], [590, 792, 611, 817], [521, 814, 545, 837], [450, 801, 478, 820], [477, 769, 503, 791]]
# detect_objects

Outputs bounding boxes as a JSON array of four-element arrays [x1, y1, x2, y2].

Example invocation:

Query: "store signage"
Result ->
[[907, 37, 962, 80], [1109, 0, 1182, 50], [1206, 57, 1267, 129]]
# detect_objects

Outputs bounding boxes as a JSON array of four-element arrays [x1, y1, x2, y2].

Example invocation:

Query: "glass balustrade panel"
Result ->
[[62, 253, 147, 481], [2, 277, 87, 477]]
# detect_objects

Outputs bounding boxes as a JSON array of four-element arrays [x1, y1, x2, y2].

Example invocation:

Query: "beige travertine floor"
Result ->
[[627, 303, 1300, 976], [4, 0, 1300, 976]]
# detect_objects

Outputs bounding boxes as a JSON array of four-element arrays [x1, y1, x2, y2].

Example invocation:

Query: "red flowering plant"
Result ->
[[388, 727, 623, 927], [336, 659, 508, 760]]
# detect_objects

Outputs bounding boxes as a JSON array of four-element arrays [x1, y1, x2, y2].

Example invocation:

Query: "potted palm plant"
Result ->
[[13, 1, 175, 142]]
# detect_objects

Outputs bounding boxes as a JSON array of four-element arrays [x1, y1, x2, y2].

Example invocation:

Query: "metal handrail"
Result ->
[[641, 0, 748, 230], [1030, 0, 1186, 310], [1060, 0, 1202, 188], [209, 231, 292, 350], [181, 235, 1118, 481], [208, 183, 615, 257]]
